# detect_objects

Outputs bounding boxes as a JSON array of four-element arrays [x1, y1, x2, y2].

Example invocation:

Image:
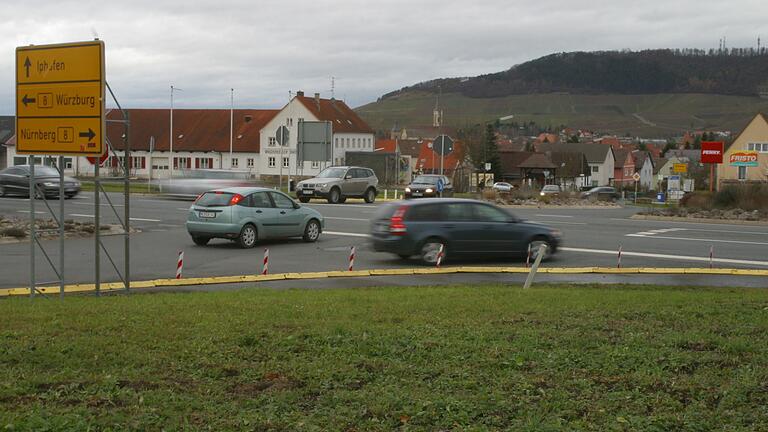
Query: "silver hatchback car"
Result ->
[[186, 187, 324, 248], [295, 166, 378, 204]]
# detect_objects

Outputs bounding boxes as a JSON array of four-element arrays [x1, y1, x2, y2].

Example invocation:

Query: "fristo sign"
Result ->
[[729, 151, 759, 167]]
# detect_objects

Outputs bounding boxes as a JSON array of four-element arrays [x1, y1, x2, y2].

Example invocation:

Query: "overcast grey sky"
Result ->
[[2, 0, 767, 114]]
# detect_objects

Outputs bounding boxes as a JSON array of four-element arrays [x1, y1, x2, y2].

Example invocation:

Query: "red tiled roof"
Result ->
[[107, 109, 278, 153], [296, 96, 373, 134], [375, 138, 398, 153], [518, 153, 558, 169]]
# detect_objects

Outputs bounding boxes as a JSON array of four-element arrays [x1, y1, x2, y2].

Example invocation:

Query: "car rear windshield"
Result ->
[[196, 192, 234, 207]]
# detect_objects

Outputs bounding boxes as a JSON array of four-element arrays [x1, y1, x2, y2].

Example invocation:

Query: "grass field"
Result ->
[[357, 91, 768, 137], [78, 181, 158, 194], [2, 284, 767, 430]]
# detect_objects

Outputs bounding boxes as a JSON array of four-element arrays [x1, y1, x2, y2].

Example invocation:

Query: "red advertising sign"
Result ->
[[700, 141, 724, 164]]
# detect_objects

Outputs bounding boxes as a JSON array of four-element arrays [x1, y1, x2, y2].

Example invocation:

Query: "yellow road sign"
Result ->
[[16, 40, 104, 155], [16, 82, 101, 117], [673, 163, 687, 173], [16, 118, 101, 154]]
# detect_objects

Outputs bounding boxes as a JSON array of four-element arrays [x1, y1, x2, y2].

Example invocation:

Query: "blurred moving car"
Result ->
[[539, 185, 562, 196], [0, 165, 81, 199], [370, 198, 561, 264], [492, 182, 513, 192], [580, 186, 619, 200], [156, 169, 255, 200], [404, 174, 454, 198], [186, 187, 324, 248], [295, 166, 378, 204]]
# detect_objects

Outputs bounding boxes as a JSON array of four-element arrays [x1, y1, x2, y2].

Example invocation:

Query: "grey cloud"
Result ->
[[2, 0, 767, 114]]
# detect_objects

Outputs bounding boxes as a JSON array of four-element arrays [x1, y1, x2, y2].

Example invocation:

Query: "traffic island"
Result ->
[[0, 215, 135, 244]]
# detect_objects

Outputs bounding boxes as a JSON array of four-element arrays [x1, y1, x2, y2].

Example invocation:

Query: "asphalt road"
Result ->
[[1, 192, 767, 289]]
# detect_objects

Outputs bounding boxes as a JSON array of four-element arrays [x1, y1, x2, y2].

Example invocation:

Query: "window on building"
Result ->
[[198, 158, 213, 169], [282, 157, 290, 168], [335, 138, 339, 148], [231, 158, 239, 168], [346, 138, 350, 147], [738, 166, 747, 180], [152, 157, 169, 170], [65, 159, 73, 170], [298, 117, 304, 123], [268, 157, 276, 168], [311, 161, 320, 169], [247, 158, 254, 168], [748, 143, 768, 153], [591, 166, 599, 173], [269, 137, 276, 146], [13, 157, 27, 166]]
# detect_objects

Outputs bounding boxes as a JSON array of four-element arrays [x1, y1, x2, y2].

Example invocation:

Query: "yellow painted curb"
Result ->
[[2, 267, 767, 297], [369, 269, 416, 276], [324, 270, 373, 278], [284, 272, 331, 280], [546, 267, 598, 274]]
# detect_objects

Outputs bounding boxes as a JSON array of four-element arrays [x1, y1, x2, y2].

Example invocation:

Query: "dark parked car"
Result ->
[[580, 186, 619, 200], [0, 165, 81, 199], [370, 198, 561, 264], [404, 174, 454, 198]]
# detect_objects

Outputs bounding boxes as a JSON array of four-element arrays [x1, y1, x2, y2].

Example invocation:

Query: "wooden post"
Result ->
[[709, 163, 714, 193]]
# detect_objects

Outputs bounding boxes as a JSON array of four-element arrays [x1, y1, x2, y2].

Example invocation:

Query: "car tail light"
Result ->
[[389, 206, 408, 235], [229, 193, 244, 205]]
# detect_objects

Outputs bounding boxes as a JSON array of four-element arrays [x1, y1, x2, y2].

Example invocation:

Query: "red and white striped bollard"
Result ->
[[436, 244, 444, 268], [348, 246, 356, 271], [617, 245, 622, 268], [709, 245, 714, 269], [176, 250, 184, 279], [526, 243, 532, 268], [262, 248, 269, 275]]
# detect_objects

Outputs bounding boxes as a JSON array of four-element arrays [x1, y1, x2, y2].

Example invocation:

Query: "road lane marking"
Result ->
[[536, 221, 586, 225], [17, 210, 46, 214], [306, 203, 378, 208], [635, 235, 768, 246], [560, 247, 768, 267], [325, 217, 370, 222], [535, 214, 574, 218], [68, 213, 162, 222], [71, 201, 124, 207], [610, 217, 768, 228], [324, 231, 369, 238]]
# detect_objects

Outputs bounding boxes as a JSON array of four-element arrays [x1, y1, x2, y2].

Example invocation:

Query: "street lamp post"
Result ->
[[229, 88, 234, 169]]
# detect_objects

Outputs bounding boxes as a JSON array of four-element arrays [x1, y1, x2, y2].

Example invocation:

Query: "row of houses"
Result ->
[[3, 91, 376, 180]]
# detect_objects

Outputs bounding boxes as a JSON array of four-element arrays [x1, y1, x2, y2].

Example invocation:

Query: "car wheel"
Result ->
[[298, 197, 310, 203], [420, 238, 447, 265], [236, 224, 257, 249], [302, 219, 321, 242], [33, 189, 44, 200], [364, 188, 376, 203], [65, 193, 76, 199], [327, 187, 341, 204], [192, 235, 210, 246], [338, 197, 347, 203], [526, 237, 552, 262]]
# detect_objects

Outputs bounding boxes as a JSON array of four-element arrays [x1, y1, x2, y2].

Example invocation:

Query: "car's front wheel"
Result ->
[[525, 237, 552, 262], [303, 219, 321, 242], [298, 197, 310, 203], [237, 224, 257, 248]]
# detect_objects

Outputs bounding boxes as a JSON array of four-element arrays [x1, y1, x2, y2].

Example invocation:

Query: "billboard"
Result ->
[[729, 151, 759, 167], [700, 141, 724, 164]]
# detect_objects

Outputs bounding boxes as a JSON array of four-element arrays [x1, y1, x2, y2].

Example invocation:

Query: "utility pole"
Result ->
[[229, 88, 234, 168]]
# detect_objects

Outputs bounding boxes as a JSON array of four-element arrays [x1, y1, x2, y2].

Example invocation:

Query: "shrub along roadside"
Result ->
[[1, 284, 767, 430]]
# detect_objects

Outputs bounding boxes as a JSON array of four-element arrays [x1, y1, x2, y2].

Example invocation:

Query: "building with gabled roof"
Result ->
[[717, 113, 768, 188], [536, 142, 615, 186]]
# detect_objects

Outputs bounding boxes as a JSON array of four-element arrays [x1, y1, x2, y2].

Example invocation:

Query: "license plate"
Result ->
[[199, 211, 216, 218], [412, 192, 422, 197], [302, 190, 313, 195]]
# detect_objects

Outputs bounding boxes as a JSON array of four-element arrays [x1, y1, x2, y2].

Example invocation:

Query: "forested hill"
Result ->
[[381, 49, 768, 99]]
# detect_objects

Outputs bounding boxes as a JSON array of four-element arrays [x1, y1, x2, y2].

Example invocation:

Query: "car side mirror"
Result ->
[[345, 175, 352, 180], [293, 202, 301, 209]]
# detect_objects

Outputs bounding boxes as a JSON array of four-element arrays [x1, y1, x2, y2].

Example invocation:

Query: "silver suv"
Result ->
[[296, 166, 378, 204]]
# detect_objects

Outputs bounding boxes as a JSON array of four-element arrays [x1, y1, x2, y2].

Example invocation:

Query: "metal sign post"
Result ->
[[434, 135, 453, 177], [276, 125, 289, 190]]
